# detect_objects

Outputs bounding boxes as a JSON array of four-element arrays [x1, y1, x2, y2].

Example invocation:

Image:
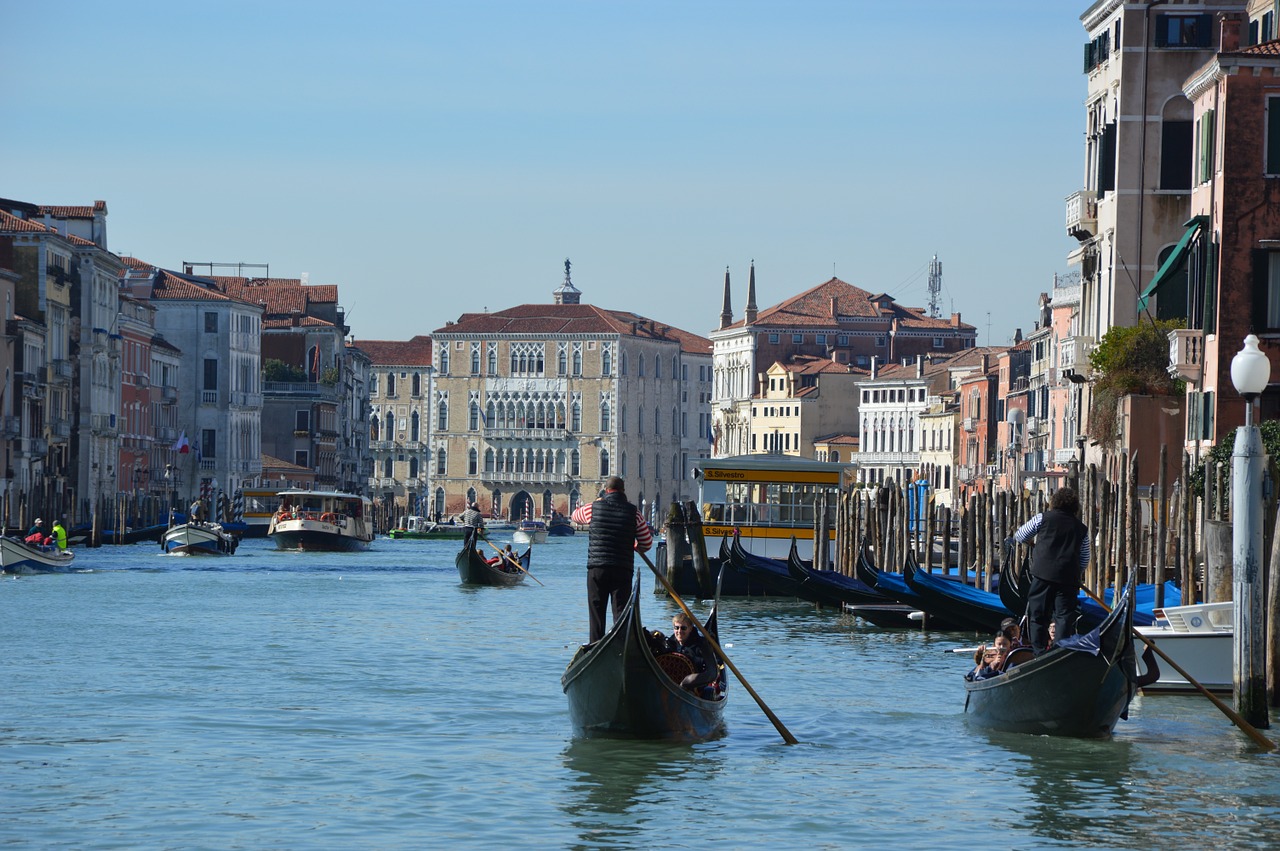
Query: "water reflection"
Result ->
[[560, 738, 720, 848], [982, 730, 1135, 845]]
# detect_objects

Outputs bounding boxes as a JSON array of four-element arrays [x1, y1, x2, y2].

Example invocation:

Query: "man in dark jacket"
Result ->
[[1014, 486, 1091, 654], [570, 476, 653, 643], [657, 612, 720, 697]]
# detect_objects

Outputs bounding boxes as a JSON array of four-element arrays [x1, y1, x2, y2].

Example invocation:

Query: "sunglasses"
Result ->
[[673, 625, 691, 631]]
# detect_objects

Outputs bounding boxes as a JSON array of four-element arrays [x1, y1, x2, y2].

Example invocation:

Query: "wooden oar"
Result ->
[[637, 549, 799, 745], [478, 535, 545, 586], [1082, 586, 1276, 752]]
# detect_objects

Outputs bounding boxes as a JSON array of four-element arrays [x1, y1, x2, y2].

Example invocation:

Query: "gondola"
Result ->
[[903, 556, 1011, 633], [786, 538, 890, 607], [999, 554, 1160, 630], [727, 534, 805, 598], [562, 570, 726, 740], [853, 544, 968, 631], [455, 528, 531, 586], [963, 575, 1138, 738], [845, 603, 923, 628]]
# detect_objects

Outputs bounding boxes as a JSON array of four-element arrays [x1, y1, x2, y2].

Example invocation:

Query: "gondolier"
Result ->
[[1014, 486, 1091, 654], [570, 476, 653, 643], [460, 502, 485, 531]]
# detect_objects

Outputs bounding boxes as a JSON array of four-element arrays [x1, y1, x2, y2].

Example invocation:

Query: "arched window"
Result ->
[[437, 396, 448, 431], [571, 400, 581, 432], [600, 448, 610, 477], [383, 456, 393, 477], [434, 487, 445, 517], [468, 448, 478, 475], [558, 347, 568, 376], [602, 346, 612, 376], [600, 401, 611, 432], [385, 411, 395, 440], [439, 347, 450, 375], [435, 448, 446, 475], [570, 449, 581, 477], [569, 489, 580, 513], [831, 450, 839, 463], [409, 457, 419, 478], [410, 411, 420, 442], [467, 487, 477, 506], [471, 347, 481, 375], [370, 417, 379, 441], [572, 347, 582, 375], [620, 352, 628, 375], [653, 409, 660, 436], [411, 372, 421, 396], [654, 356, 661, 379], [485, 448, 495, 472], [620, 405, 627, 434], [469, 401, 480, 431], [486, 401, 497, 427], [487, 347, 497, 375], [638, 354, 645, 377], [621, 451, 628, 476]]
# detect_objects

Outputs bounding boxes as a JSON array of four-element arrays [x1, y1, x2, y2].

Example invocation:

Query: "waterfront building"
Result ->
[[0, 268, 16, 523], [428, 263, 711, 524], [956, 354, 1000, 495], [919, 399, 958, 509], [122, 264, 264, 504], [750, 356, 864, 458], [1171, 10, 1280, 458], [358, 335, 434, 521], [710, 265, 976, 460], [1068, 0, 1245, 445]]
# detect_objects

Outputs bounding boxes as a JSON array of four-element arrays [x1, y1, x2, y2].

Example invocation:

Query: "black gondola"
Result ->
[[562, 571, 727, 739], [845, 603, 922, 628], [903, 556, 1011, 633], [727, 534, 804, 598], [786, 538, 889, 607], [853, 544, 968, 631], [455, 529, 531, 586], [963, 575, 1138, 738]]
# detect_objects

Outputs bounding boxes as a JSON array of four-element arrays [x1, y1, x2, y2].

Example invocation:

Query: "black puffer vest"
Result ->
[[1029, 509, 1087, 586], [586, 491, 638, 570]]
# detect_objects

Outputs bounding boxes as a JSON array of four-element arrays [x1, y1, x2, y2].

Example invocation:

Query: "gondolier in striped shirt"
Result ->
[[1014, 486, 1091, 655], [571, 476, 654, 643]]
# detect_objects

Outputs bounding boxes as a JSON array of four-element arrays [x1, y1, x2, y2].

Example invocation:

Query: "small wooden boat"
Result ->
[[562, 571, 726, 740], [268, 490, 375, 552], [903, 556, 1011, 633], [546, 514, 575, 537], [854, 544, 968, 631], [1134, 601, 1232, 693], [387, 516, 469, 540], [845, 602, 924, 628], [512, 519, 548, 545], [963, 576, 1138, 738], [0, 537, 77, 574], [786, 538, 889, 607], [455, 529, 531, 586], [161, 521, 238, 556]]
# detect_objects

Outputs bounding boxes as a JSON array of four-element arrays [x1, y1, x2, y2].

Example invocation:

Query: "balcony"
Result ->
[[1054, 447, 1079, 465], [201, 390, 219, 405], [483, 426, 575, 441], [1, 416, 19, 439], [479, 470, 570, 485], [1060, 335, 1094, 373], [231, 391, 263, 408], [49, 418, 71, 440], [162, 385, 178, 403], [91, 413, 118, 436], [238, 459, 263, 474], [962, 417, 975, 432], [1168, 329, 1203, 383], [158, 426, 177, 442], [1065, 189, 1097, 241], [22, 383, 43, 400], [264, 381, 338, 402], [51, 359, 72, 380]]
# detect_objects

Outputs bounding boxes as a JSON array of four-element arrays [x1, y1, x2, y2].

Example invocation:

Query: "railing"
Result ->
[[199, 459, 216, 471], [1, 416, 19, 439], [1065, 189, 1097, 240], [91, 413, 118, 435], [22, 384, 43, 400], [962, 417, 975, 432], [238, 459, 263, 474], [483, 426, 574, 441], [162, 385, 178, 402], [855, 451, 919, 466], [370, 440, 395, 451], [479, 471, 570, 484], [1168, 328, 1203, 383], [51, 359, 72, 380], [201, 390, 218, 405], [264, 381, 338, 401], [158, 426, 177, 442], [49, 419, 71, 440], [27, 437, 48, 456], [231, 391, 263, 407], [1054, 447, 1079, 465]]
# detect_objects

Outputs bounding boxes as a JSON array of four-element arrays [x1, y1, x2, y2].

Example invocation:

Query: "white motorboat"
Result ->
[[1135, 601, 1232, 693], [0, 537, 77, 574], [162, 521, 238, 555], [513, 519, 548, 545], [268, 490, 375, 551]]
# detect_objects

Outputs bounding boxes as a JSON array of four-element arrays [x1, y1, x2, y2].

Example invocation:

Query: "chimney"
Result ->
[[830, 297, 837, 318], [916, 354, 924, 378], [951, 312, 961, 327], [1221, 15, 1241, 53], [870, 356, 878, 380]]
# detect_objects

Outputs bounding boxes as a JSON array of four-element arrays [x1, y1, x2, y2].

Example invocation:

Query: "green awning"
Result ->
[[1138, 215, 1209, 312]]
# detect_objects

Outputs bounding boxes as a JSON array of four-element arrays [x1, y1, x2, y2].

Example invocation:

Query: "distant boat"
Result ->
[[268, 490, 375, 552], [546, 514, 575, 537], [455, 528, 531, 586], [513, 519, 548, 545], [388, 516, 469, 540], [161, 520, 238, 556], [0, 537, 77, 574]]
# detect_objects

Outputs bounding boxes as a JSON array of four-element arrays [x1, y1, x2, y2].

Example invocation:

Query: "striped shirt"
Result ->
[[570, 501, 654, 552], [1014, 513, 1091, 569]]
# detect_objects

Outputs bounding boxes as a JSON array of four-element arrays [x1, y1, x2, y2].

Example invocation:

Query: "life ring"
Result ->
[[320, 513, 338, 524]]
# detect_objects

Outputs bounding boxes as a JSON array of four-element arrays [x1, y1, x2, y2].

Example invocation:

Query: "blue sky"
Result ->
[[2, 1, 1087, 347]]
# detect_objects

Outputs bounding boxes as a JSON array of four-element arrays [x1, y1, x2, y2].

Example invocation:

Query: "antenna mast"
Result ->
[[927, 254, 942, 318]]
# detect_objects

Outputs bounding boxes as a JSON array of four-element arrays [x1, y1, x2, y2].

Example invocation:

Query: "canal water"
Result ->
[[2, 535, 1277, 849]]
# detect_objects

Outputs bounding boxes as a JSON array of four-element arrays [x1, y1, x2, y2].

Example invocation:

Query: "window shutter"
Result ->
[[1252, 249, 1269, 332], [1195, 14, 1212, 47], [1267, 97, 1280, 175]]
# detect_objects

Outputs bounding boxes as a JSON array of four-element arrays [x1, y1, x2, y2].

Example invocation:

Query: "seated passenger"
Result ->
[[654, 612, 720, 698], [999, 617, 1027, 649], [964, 634, 1011, 681]]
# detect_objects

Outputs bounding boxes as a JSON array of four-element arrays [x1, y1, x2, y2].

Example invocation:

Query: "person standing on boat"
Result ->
[[460, 502, 485, 531], [571, 476, 653, 643], [1014, 486, 1090, 654]]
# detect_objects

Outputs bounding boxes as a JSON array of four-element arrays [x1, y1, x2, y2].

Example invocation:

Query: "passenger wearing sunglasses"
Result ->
[[652, 612, 720, 697]]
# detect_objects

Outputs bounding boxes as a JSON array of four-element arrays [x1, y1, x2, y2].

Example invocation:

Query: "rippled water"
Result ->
[[2, 536, 1277, 849]]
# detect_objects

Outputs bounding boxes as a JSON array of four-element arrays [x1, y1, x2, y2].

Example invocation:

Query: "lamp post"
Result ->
[[1230, 334, 1271, 726], [1006, 408, 1024, 493]]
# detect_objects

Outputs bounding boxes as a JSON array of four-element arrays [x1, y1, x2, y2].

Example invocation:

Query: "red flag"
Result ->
[[173, 431, 190, 454]]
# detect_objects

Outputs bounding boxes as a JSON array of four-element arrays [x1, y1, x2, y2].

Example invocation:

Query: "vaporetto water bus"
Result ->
[[694, 455, 855, 563]]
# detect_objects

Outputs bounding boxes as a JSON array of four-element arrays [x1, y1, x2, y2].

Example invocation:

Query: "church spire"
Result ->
[[553, 257, 581, 305], [744, 260, 758, 325], [718, 266, 733, 330]]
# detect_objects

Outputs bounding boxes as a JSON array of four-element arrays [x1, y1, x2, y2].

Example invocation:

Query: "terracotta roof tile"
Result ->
[[355, 336, 434, 366], [436, 303, 711, 355], [1235, 39, 1280, 56], [722, 277, 976, 332], [37, 202, 105, 218], [149, 270, 255, 305], [0, 210, 53, 234]]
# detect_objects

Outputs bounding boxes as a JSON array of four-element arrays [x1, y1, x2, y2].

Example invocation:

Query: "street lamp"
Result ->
[[1230, 333, 1271, 726]]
